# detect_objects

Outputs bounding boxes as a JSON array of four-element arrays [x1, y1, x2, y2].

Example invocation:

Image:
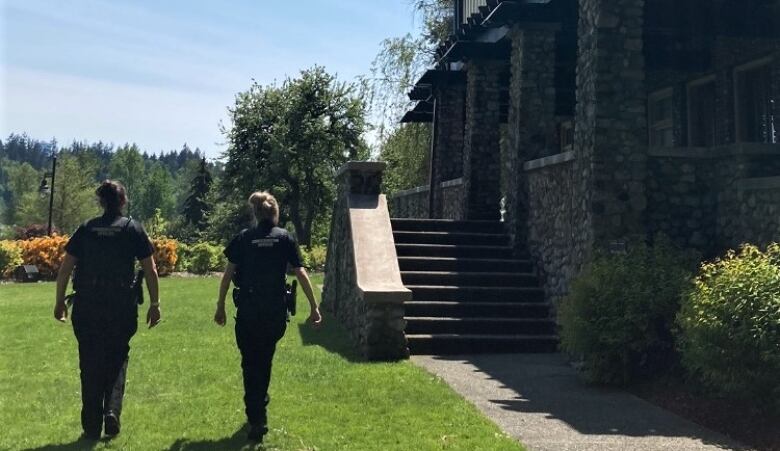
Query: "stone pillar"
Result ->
[[573, 0, 648, 260], [505, 25, 559, 249], [431, 80, 466, 218], [463, 60, 504, 220]]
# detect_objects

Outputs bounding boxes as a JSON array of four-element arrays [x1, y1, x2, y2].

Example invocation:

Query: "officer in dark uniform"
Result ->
[[54, 180, 161, 440], [214, 190, 321, 443]]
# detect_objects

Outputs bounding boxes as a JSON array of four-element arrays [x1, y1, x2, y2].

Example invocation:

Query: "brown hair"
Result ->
[[96, 180, 127, 216], [248, 191, 279, 226]]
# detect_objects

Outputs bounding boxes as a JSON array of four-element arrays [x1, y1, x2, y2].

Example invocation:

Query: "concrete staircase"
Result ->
[[392, 218, 558, 355]]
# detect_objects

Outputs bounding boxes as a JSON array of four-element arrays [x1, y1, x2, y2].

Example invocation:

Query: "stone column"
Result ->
[[431, 80, 466, 218], [573, 0, 648, 260], [505, 25, 559, 249], [463, 60, 504, 220]]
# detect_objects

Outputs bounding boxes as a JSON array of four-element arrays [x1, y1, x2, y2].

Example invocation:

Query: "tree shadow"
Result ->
[[422, 354, 747, 450], [296, 311, 364, 363], [165, 425, 260, 451]]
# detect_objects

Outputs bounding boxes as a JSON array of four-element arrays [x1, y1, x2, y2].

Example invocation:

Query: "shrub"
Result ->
[[300, 245, 327, 272], [174, 242, 193, 273], [558, 236, 698, 385], [151, 238, 178, 276], [18, 235, 69, 279], [0, 240, 23, 279], [678, 244, 780, 411], [188, 242, 225, 275]]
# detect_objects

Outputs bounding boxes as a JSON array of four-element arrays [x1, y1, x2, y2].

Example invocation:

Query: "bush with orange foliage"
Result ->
[[18, 235, 69, 279], [151, 238, 178, 276]]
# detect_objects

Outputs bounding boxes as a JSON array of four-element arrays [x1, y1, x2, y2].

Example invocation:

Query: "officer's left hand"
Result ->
[[147, 305, 161, 329]]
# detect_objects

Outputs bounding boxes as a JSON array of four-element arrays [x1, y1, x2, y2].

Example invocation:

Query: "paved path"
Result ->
[[412, 354, 750, 451]]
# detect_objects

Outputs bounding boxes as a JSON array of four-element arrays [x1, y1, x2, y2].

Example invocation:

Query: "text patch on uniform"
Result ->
[[90, 227, 123, 237], [251, 238, 279, 247]]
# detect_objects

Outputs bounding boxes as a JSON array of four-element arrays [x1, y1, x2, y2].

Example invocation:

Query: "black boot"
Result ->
[[104, 411, 121, 437], [247, 423, 268, 442]]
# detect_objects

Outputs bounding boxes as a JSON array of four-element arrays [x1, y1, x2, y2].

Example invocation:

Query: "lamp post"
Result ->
[[38, 155, 57, 236]]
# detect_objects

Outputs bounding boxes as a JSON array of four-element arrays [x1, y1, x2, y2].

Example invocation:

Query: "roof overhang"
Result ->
[[400, 101, 434, 123]]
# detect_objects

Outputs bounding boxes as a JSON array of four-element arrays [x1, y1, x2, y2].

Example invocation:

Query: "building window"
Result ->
[[649, 88, 675, 147], [687, 76, 717, 147], [560, 120, 574, 152], [735, 58, 777, 144]]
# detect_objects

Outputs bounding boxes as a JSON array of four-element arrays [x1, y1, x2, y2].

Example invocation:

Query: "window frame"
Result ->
[[648, 88, 675, 148], [733, 56, 775, 143], [686, 75, 717, 147]]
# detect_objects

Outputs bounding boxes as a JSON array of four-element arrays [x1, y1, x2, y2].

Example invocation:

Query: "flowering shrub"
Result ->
[[0, 240, 23, 279], [18, 235, 69, 279], [151, 238, 178, 276]]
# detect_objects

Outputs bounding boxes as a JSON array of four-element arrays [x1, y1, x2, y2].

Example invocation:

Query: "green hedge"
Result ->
[[0, 240, 23, 279], [300, 245, 326, 272], [188, 242, 227, 275], [678, 243, 780, 411], [559, 236, 698, 385]]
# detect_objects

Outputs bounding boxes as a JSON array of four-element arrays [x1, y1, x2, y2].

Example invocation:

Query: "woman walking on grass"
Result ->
[[213, 190, 321, 443], [54, 180, 161, 441]]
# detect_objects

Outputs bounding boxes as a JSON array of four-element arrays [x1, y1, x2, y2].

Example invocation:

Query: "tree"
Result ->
[[137, 163, 175, 221], [380, 123, 431, 194], [182, 157, 213, 230], [16, 153, 99, 233], [215, 66, 367, 246], [1, 160, 41, 225], [109, 144, 146, 216]]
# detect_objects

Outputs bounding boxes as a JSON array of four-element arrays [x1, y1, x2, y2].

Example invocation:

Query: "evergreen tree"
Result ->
[[182, 157, 213, 230]]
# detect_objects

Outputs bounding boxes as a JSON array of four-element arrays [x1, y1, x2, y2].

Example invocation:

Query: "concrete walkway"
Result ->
[[412, 354, 751, 451]]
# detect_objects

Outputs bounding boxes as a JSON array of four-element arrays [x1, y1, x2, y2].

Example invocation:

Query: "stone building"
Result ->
[[391, 0, 780, 302]]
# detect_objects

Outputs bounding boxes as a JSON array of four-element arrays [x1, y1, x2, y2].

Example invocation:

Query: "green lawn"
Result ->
[[0, 275, 524, 451]]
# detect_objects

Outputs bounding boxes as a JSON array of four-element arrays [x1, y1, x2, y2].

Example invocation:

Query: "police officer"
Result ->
[[214, 190, 321, 443], [54, 180, 161, 440]]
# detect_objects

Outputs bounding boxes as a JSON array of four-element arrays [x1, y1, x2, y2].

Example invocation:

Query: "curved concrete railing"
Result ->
[[321, 161, 411, 360]]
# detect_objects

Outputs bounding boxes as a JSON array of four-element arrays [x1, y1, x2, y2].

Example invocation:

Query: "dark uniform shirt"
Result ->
[[224, 225, 303, 315], [65, 215, 153, 291]]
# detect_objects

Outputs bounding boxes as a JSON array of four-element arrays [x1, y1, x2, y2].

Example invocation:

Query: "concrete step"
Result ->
[[395, 243, 516, 259], [398, 257, 533, 273], [407, 285, 546, 302], [391, 218, 504, 234], [405, 317, 557, 335], [404, 301, 551, 318], [406, 333, 559, 354], [393, 231, 509, 246], [401, 271, 539, 287]]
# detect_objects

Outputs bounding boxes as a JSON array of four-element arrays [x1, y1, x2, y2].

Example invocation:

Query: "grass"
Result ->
[[0, 275, 524, 451]]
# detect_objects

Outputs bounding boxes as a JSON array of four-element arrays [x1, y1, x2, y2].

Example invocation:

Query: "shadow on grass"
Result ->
[[22, 436, 99, 451], [297, 310, 364, 363], [166, 425, 259, 451]]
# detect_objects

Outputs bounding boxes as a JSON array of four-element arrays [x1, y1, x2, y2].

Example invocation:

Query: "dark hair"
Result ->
[[96, 180, 127, 216]]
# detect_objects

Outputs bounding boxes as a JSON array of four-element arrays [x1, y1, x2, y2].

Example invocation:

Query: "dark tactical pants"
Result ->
[[71, 292, 137, 436], [234, 297, 286, 427]]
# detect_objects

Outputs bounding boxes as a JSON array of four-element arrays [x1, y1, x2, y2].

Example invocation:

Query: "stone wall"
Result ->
[[647, 145, 780, 255], [389, 178, 465, 220], [388, 186, 429, 219], [463, 60, 504, 220], [322, 162, 410, 361], [572, 0, 648, 269], [525, 153, 576, 304], [440, 178, 466, 220], [505, 24, 558, 251]]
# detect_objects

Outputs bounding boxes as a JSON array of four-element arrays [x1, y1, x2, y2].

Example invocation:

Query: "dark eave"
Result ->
[[400, 101, 434, 124], [439, 40, 511, 62], [418, 69, 467, 85], [408, 85, 433, 101]]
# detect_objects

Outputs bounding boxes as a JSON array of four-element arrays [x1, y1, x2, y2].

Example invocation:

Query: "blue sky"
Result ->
[[0, 0, 419, 158]]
